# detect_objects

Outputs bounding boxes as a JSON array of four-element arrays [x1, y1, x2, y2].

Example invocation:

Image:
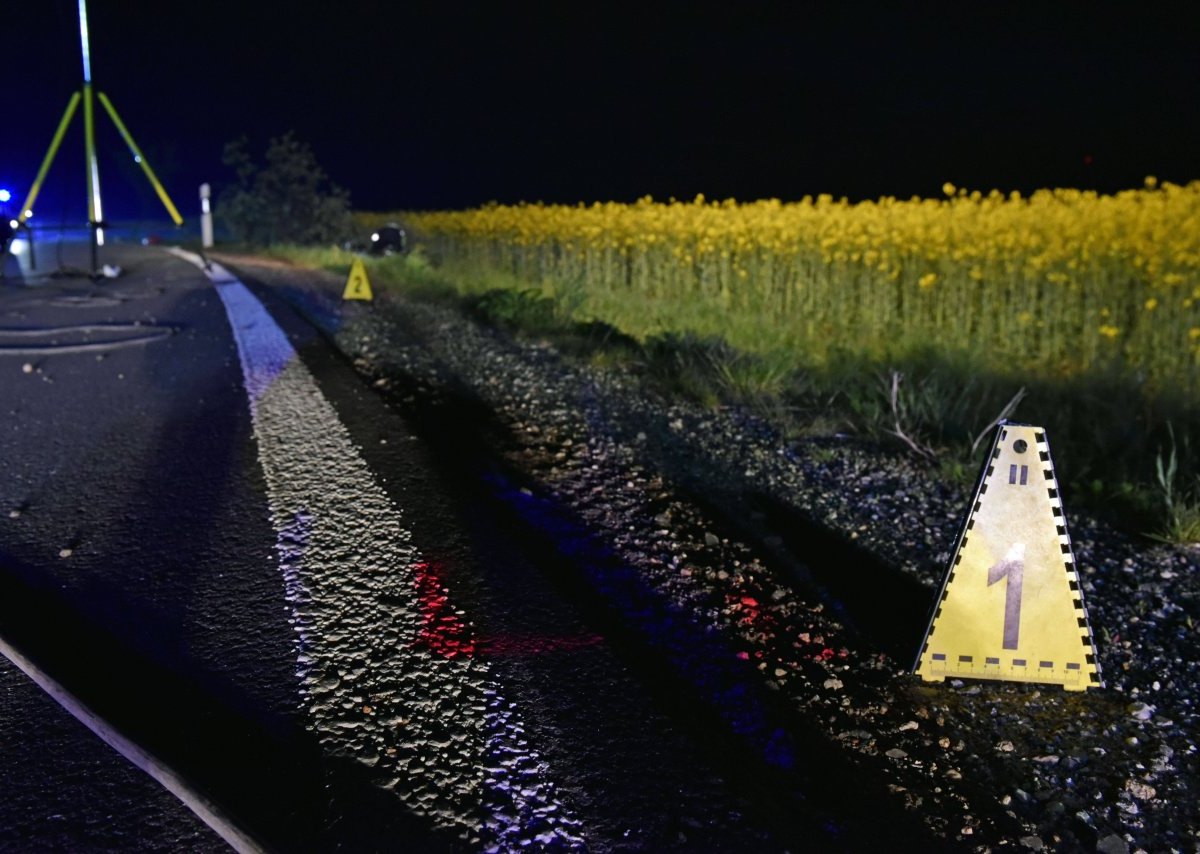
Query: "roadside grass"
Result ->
[[1149, 427, 1200, 544], [1157, 496, 1200, 546], [260, 243, 1200, 543]]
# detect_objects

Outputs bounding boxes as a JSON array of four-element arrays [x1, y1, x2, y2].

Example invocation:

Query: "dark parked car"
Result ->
[[369, 223, 406, 256]]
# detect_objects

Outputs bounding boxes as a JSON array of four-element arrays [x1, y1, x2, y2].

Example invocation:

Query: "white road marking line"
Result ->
[[173, 249, 585, 848], [0, 636, 262, 853]]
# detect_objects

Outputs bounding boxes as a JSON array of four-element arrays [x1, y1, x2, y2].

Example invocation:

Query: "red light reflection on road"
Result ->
[[478, 634, 604, 657], [413, 561, 477, 660], [413, 561, 604, 660]]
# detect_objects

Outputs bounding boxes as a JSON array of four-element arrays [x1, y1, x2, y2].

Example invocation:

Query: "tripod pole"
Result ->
[[79, 0, 104, 273], [85, 83, 102, 271], [12, 0, 182, 275]]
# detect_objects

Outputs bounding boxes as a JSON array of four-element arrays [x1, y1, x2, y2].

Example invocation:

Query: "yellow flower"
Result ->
[[405, 178, 1200, 389]]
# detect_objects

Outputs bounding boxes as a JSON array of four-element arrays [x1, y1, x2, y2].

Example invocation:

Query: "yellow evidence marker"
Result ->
[[914, 421, 1102, 691], [343, 258, 374, 301]]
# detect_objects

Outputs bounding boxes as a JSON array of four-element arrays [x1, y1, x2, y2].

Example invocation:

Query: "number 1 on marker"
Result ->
[[987, 543, 1026, 650]]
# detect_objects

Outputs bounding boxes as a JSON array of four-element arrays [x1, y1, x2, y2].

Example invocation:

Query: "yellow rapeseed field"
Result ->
[[401, 179, 1200, 395]]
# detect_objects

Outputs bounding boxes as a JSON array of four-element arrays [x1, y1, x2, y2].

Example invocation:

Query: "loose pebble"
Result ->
[[1125, 779, 1156, 801]]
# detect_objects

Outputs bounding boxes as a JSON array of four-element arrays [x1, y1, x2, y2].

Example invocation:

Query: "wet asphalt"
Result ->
[[0, 241, 845, 850], [1, 240, 305, 848]]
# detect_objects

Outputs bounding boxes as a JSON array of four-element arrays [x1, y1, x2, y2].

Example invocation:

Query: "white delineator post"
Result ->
[[200, 183, 213, 248]]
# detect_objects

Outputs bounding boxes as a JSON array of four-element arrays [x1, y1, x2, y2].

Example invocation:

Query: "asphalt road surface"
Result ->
[[0, 239, 870, 851]]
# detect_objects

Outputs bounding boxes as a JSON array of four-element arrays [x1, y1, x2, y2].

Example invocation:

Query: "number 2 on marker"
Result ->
[[987, 543, 1026, 650]]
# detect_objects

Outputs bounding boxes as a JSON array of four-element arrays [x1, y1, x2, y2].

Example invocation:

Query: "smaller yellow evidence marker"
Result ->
[[343, 258, 374, 301], [914, 421, 1102, 691]]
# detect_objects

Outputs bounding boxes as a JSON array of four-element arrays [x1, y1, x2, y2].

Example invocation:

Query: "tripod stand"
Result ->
[[3, 0, 184, 278]]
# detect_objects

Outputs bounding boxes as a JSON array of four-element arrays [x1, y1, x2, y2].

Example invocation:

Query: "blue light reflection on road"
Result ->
[[487, 473, 798, 774]]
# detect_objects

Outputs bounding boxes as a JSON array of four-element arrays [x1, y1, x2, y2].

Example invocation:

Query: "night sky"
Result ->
[[3, 1, 1198, 223]]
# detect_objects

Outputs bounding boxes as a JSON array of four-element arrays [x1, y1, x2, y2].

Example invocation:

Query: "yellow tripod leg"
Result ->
[[18, 92, 82, 225], [97, 92, 184, 226]]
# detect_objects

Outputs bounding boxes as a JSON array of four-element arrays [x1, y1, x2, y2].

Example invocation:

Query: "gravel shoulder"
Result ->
[[221, 253, 1200, 854]]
